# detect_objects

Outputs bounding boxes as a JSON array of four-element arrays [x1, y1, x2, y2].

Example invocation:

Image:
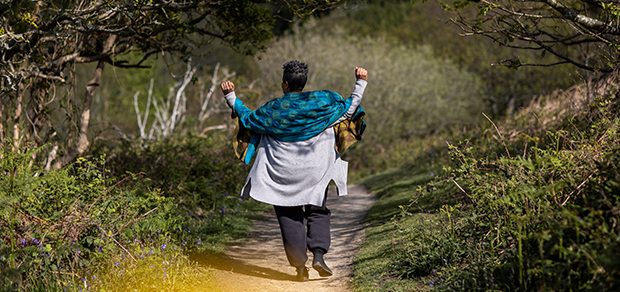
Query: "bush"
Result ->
[[388, 82, 620, 291], [0, 134, 265, 291], [254, 19, 488, 173], [0, 144, 173, 291], [97, 134, 266, 250]]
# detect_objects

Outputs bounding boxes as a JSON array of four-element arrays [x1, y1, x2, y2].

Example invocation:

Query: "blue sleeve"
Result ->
[[234, 98, 270, 134]]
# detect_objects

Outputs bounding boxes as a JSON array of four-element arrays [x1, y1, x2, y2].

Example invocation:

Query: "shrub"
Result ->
[[387, 81, 620, 291], [0, 144, 173, 291], [97, 133, 265, 251], [254, 19, 488, 173], [0, 134, 263, 291]]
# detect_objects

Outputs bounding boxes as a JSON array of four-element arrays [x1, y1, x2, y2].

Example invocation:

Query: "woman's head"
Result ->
[[282, 60, 308, 93]]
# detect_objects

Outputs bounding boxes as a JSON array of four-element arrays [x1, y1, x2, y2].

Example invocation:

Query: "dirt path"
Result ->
[[204, 185, 375, 292]]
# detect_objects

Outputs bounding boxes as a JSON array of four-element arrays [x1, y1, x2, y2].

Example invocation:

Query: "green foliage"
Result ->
[[0, 143, 174, 291], [91, 241, 215, 291], [354, 81, 620, 291], [94, 133, 268, 251], [255, 19, 488, 173], [0, 134, 264, 291], [601, 2, 620, 21], [423, 121, 620, 290], [353, 160, 448, 291], [321, 2, 578, 117]]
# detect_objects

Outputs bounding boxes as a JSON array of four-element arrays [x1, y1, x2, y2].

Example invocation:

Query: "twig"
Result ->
[[44, 145, 59, 172], [97, 226, 137, 262], [451, 178, 470, 198], [113, 207, 158, 236], [562, 173, 593, 205], [87, 172, 145, 214], [31, 71, 66, 82], [110, 234, 137, 262], [49, 271, 81, 277], [199, 124, 227, 136], [482, 112, 511, 158]]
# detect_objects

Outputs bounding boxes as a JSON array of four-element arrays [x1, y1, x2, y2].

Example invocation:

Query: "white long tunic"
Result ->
[[225, 80, 367, 206]]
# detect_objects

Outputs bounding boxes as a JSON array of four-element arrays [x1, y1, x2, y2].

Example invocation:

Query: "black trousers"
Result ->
[[273, 189, 331, 267]]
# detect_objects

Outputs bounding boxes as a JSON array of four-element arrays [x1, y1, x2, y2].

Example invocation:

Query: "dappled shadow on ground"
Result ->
[[191, 251, 303, 282]]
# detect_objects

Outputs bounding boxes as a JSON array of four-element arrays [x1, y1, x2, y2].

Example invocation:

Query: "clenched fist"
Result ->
[[221, 81, 235, 95], [355, 67, 368, 81]]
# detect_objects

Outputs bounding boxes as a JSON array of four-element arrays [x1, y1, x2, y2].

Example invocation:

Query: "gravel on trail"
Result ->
[[203, 185, 376, 292]]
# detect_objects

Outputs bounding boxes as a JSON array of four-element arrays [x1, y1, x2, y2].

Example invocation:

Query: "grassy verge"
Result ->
[[352, 80, 620, 291], [352, 161, 450, 291]]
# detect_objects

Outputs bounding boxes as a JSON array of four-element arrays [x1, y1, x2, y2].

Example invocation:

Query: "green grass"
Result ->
[[362, 166, 434, 226], [352, 163, 447, 291], [91, 243, 217, 292]]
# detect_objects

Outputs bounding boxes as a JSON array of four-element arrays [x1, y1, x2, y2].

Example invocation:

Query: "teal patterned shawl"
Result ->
[[234, 90, 364, 164]]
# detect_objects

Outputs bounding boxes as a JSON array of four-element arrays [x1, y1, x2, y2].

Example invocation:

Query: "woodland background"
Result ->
[[1, 0, 619, 291]]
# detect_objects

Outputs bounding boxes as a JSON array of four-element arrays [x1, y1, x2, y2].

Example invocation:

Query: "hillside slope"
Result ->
[[353, 76, 620, 291]]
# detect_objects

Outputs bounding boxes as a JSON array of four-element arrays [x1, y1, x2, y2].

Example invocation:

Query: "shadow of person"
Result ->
[[190, 251, 326, 282]]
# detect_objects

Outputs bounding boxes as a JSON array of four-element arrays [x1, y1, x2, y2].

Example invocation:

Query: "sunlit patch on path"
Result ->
[[193, 185, 375, 292]]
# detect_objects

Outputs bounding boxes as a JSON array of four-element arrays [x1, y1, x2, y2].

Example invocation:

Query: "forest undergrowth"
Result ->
[[0, 134, 265, 291], [353, 76, 620, 291]]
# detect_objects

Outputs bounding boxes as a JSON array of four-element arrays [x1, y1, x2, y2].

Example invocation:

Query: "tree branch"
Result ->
[[52, 34, 118, 170], [543, 0, 620, 35]]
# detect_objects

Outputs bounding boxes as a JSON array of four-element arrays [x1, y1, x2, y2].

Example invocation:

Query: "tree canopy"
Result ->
[[0, 0, 341, 169], [1, 0, 277, 92], [445, 0, 620, 72]]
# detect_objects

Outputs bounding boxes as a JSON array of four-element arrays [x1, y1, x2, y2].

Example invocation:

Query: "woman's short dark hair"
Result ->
[[282, 60, 308, 92]]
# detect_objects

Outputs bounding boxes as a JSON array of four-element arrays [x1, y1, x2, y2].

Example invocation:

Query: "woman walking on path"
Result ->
[[220, 61, 368, 281]]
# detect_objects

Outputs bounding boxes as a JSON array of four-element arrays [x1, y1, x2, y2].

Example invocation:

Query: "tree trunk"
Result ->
[[0, 96, 4, 142], [27, 85, 50, 147], [12, 91, 22, 152], [52, 34, 117, 170]]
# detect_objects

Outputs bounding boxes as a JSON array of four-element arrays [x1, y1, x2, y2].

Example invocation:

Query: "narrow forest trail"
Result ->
[[199, 185, 375, 292]]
